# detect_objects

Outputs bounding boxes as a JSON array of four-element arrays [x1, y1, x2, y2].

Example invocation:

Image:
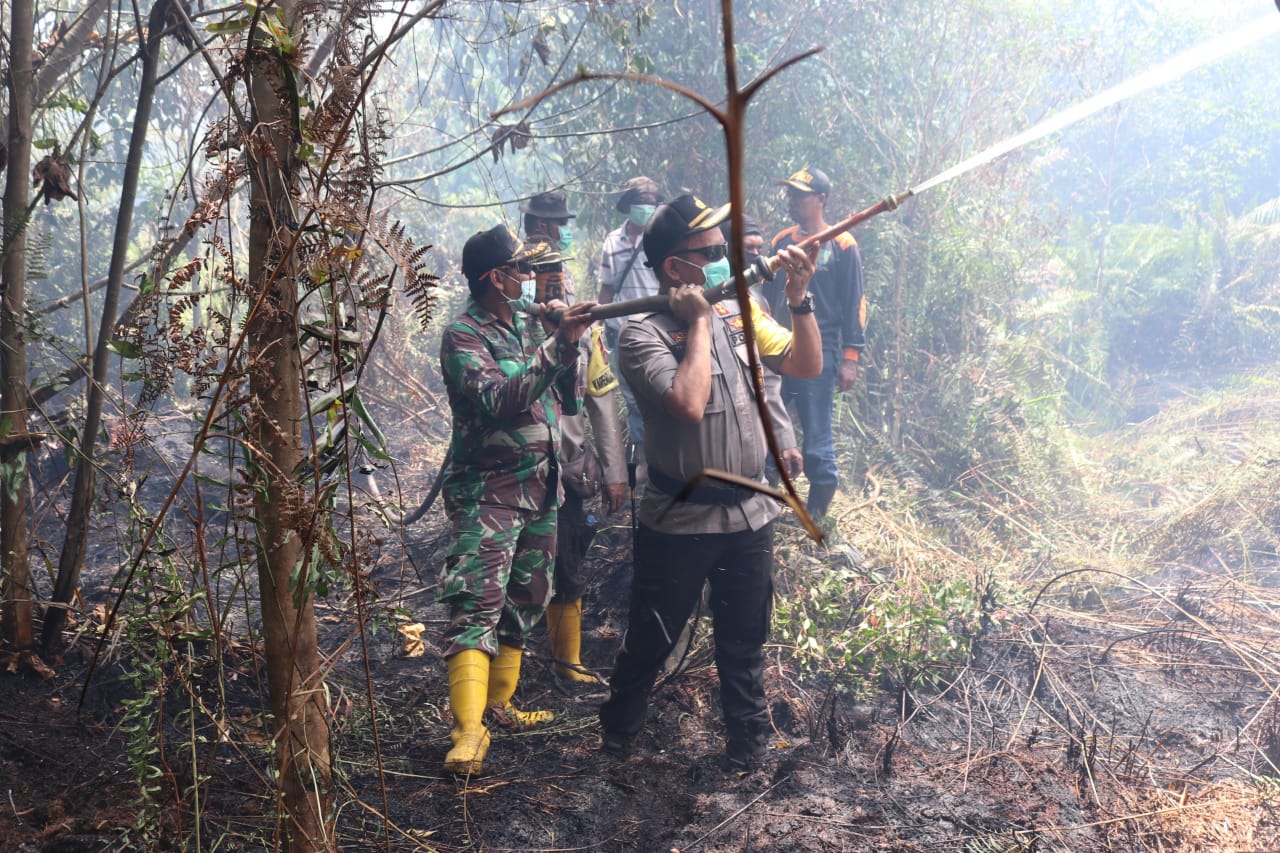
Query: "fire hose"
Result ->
[[533, 189, 913, 323]]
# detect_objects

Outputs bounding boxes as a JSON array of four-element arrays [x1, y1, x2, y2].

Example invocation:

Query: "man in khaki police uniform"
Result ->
[[599, 194, 822, 770]]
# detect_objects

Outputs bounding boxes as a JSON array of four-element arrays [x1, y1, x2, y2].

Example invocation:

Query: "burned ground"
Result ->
[[3, 378, 1280, 852]]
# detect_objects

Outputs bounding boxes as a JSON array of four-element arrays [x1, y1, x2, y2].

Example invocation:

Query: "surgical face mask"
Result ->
[[497, 270, 537, 312], [699, 257, 732, 290], [674, 255, 732, 291], [557, 224, 574, 253], [628, 204, 656, 227]]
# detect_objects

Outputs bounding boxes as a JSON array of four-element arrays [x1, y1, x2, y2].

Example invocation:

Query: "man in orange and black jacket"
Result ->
[[761, 167, 866, 520]]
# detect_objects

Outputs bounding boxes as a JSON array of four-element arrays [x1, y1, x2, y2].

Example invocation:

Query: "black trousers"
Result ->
[[551, 488, 595, 603], [600, 521, 775, 744]]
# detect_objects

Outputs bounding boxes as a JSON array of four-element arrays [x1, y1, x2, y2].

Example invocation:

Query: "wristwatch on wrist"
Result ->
[[788, 294, 815, 315]]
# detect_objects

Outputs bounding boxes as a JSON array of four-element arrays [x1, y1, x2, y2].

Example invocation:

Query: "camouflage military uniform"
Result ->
[[438, 298, 582, 658]]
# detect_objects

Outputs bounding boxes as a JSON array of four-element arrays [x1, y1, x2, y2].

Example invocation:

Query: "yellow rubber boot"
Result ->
[[443, 649, 491, 775], [487, 644, 555, 730], [546, 600, 596, 683]]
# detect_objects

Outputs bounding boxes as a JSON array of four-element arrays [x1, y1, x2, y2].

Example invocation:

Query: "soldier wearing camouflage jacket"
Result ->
[[436, 224, 596, 777], [439, 297, 580, 654]]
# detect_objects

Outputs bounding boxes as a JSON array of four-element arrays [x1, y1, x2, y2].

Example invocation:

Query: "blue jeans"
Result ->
[[782, 355, 838, 488]]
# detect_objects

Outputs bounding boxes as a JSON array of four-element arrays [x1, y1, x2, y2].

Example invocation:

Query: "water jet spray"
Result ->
[[537, 13, 1280, 325]]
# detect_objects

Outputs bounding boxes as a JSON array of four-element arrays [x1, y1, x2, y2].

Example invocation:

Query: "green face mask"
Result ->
[[497, 270, 536, 312], [628, 204, 656, 227], [699, 257, 732, 290], [557, 224, 574, 253], [675, 256, 733, 290]]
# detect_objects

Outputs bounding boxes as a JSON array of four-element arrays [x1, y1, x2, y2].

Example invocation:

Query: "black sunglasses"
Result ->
[[675, 244, 728, 263]]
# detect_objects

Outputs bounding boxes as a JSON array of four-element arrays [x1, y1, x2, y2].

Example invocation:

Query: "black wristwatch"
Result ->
[[788, 294, 815, 315]]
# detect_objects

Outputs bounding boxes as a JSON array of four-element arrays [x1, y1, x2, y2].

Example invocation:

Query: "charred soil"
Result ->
[[4, 382, 1280, 852]]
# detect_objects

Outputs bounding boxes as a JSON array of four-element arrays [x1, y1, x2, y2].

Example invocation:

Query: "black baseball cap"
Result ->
[[616, 175, 664, 213], [777, 166, 831, 195], [460, 224, 544, 282], [520, 191, 575, 220], [642, 193, 731, 269], [720, 214, 761, 240]]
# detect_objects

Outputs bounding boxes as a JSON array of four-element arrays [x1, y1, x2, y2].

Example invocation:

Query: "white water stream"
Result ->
[[911, 15, 1280, 195]]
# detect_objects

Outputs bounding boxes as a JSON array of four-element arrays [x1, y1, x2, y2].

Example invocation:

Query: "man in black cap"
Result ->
[[599, 193, 822, 771], [766, 166, 867, 522], [521, 192, 628, 686], [436, 224, 596, 775], [723, 212, 765, 269]]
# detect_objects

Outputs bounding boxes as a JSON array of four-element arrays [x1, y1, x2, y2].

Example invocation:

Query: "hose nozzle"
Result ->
[[883, 189, 914, 211]]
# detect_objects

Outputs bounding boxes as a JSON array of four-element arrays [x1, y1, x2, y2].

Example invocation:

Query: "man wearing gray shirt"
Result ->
[[599, 194, 822, 771], [597, 176, 664, 459]]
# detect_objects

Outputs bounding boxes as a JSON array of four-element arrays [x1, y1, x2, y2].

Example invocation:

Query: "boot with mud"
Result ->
[[487, 644, 556, 730], [443, 649, 491, 775], [545, 599, 598, 686]]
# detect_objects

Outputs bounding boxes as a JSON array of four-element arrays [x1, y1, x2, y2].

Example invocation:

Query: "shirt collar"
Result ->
[[465, 297, 525, 335]]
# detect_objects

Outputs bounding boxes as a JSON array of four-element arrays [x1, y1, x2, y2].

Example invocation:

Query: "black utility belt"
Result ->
[[648, 467, 761, 507]]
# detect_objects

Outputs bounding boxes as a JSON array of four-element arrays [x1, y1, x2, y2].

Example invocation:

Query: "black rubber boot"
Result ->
[[806, 482, 837, 520]]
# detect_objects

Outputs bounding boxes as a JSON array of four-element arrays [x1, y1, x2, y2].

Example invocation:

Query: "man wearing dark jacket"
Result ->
[[765, 167, 866, 520]]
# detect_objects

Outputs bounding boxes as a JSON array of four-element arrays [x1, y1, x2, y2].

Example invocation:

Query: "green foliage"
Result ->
[[0, 452, 26, 504], [775, 564, 1000, 701]]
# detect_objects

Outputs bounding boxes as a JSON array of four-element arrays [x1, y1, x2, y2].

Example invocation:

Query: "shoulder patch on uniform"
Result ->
[[771, 225, 800, 249]]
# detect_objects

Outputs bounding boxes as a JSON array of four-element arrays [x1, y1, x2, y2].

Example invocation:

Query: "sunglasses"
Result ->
[[498, 261, 534, 277], [675, 244, 728, 263]]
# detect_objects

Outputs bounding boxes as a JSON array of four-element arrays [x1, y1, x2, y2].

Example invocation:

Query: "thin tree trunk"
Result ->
[[245, 3, 333, 848], [41, 0, 170, 651], [1, 0, 37, 653], [33, 0, 112, 97]]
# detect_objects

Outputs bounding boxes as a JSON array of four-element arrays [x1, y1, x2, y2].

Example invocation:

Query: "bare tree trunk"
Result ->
[[33, 0, 111, 97], [41, 0, 170, 651], [245, 4, 333, 849], [1, 0, 36, 654]]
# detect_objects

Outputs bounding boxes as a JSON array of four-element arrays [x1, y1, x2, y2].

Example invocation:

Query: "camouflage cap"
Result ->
[[616, 175, 665, 213], [461, 224, 546, 282]]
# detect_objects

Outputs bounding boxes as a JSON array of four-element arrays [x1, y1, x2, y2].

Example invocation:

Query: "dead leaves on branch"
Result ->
[[490, 121, 532, 163], [32, 148, 77, 205]]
